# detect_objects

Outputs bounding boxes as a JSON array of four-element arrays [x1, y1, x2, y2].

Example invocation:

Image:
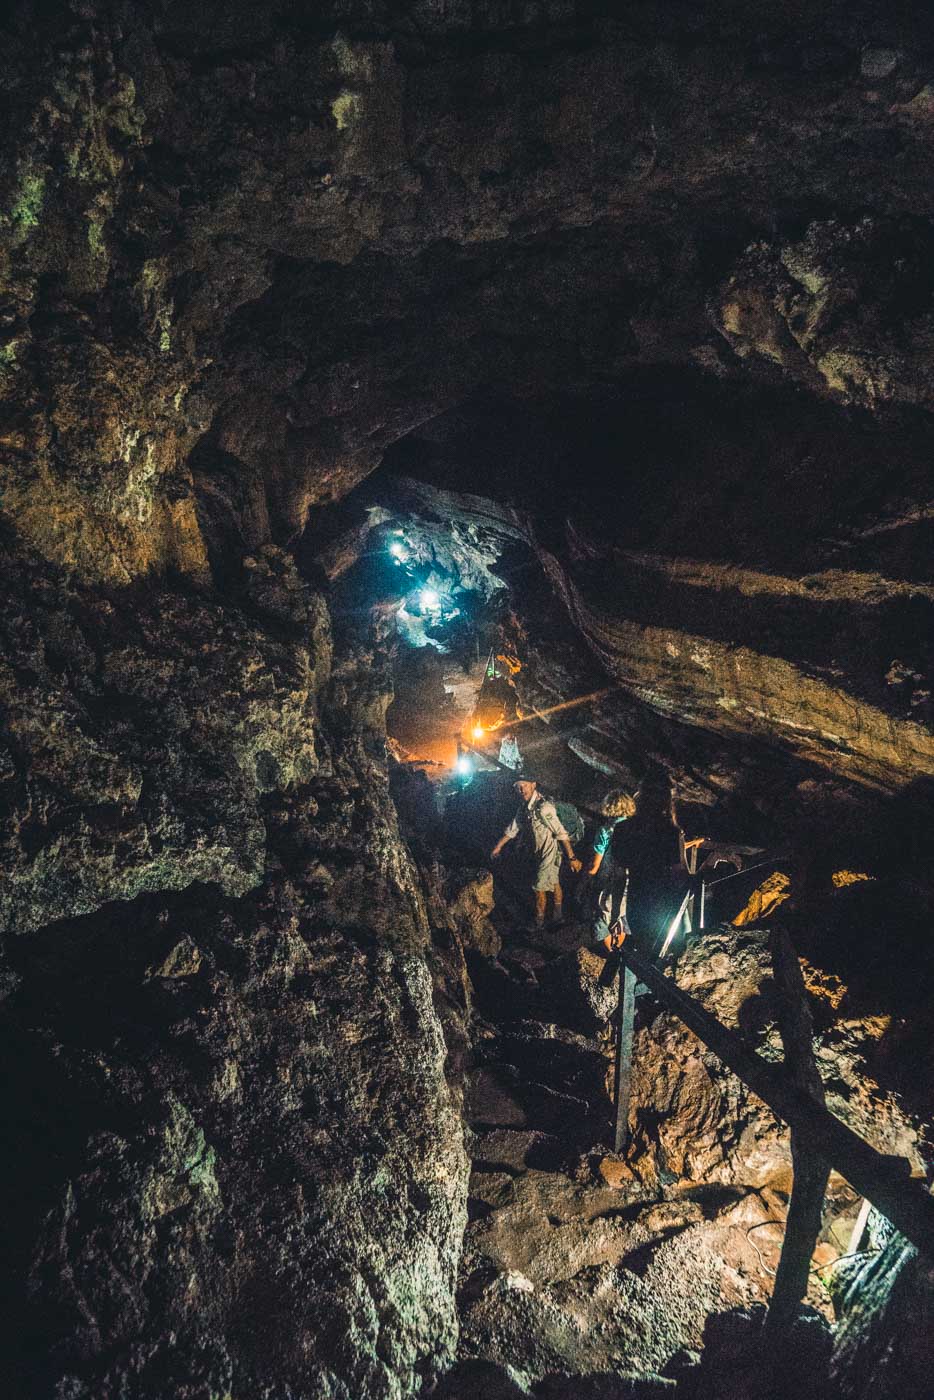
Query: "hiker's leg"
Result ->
[[551, 882, 563, 922], [533, 890, 547, 929]]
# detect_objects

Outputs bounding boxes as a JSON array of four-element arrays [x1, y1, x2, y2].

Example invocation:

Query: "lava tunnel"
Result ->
[[1, 3, 934, 1398]]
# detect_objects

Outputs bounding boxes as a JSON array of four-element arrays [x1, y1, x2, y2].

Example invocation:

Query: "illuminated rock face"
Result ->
[[357, 471, 932, 795], [714, 218, 934, 409], [1, 3, 934, 1396], [453, 922, 925, 1386], [630, 928, 924, 1191], [538, 546, 934, 792], [5, 4, 934, 580]]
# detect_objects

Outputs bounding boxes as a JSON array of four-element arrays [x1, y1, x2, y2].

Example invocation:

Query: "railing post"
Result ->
[[616, 941, 934, 1259], [614, 963, 637, 1153], [766, 928, 832, 1330]]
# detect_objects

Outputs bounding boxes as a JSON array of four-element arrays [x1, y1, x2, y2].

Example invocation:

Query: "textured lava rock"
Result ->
[[2, 3, 933, 1392], [0, 539, 329, 935], [446, 869, 502, 959], [0, 534, 468, 1398], [539, 543, 934, 792], [537, 946, 619, 1033], [358, 472, 934, 794], [455, 924, 843, 1382], [692, 1304, 833, 1400], [714, 217, 934, 409], [436, 1358, 676, 1399], [3, 877, 467, 1400], [6, 4, 934, 582], [629, 926, 924, 1191], [459, 1166, 785, 1382]]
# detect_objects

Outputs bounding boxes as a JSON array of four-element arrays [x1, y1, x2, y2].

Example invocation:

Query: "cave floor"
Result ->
[[453, 914, 836, 1384]]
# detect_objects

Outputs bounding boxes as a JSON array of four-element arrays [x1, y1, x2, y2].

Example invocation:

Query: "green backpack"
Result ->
[[553, 799, 585, 845]]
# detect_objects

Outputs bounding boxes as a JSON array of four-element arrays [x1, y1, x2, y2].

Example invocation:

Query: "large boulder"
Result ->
[[0, 556, 468, 1399], [538, 946, 619, 1032], [0, 542, 330, 937], [447, 868, 502, 958], [629, 927, 924, 1191]]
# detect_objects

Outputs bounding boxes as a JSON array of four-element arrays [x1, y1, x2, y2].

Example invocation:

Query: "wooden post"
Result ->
[[616, 942, 934, 1259], [766, 928, 832, 1332], [614, 963, 637, 1152]]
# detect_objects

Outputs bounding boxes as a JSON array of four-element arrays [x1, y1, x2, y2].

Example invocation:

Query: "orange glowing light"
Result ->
[[472, 725, 485, 740]]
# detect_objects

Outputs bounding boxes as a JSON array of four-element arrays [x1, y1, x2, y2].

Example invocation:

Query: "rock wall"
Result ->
[[356, 469, 933, 796], [831, 1234, 934, 1398], [630, 927, 924, 1190], [0, 538, 468, 1398], [541, 546, 934, 792], [5, 3, 934, 583], [2, 1, 934, 1392]]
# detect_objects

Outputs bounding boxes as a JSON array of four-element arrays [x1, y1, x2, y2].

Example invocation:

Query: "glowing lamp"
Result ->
[[389, 540, 405, 558], [456, 755, 473, 776], [420, 589, 440, 610], [472, 725, 484, 740]]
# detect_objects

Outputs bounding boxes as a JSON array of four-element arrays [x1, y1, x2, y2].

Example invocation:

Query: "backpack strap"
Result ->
[[528, 794, 559, 836]]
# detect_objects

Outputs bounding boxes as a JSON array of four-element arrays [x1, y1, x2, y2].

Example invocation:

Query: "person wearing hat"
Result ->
[[491, 777, 582, 929]]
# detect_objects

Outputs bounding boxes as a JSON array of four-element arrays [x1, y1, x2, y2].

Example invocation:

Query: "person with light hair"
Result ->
[[497, 730, 522, 771], [591, 775, 689, 952], [585, 789, 637, 878]]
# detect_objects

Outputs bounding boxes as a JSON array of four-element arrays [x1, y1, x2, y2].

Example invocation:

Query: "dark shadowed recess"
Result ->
[[380, 374, 934, 577]]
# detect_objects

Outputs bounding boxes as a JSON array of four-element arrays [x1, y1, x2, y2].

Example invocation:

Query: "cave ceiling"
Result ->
[[1, 0, 933, 789]]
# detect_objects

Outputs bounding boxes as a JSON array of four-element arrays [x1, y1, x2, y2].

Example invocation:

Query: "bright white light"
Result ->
[[472, 725, 484, 740], [456, 755, 473, 776], [659, 889, 692, 958], [660, 914, 681, 959], [389, 540, 405, 557], [421, 589, 440, 610]]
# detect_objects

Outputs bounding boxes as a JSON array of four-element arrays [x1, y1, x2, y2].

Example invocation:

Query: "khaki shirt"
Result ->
[[504, 794, 569, 866]]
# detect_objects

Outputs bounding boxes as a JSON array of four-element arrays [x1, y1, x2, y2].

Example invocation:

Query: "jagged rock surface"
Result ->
[[2, 1, 933, 1394], [630, 927, 925, 1189], [5, 3, 934, 582], [831, 1234, 934, 1398], [0, 539, 330, 934], [454, 921, 924, 1386], [357, 469, 933, 794], [0, 541, 468, 1399]]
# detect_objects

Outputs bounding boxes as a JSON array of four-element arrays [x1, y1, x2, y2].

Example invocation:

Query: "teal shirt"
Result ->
[[593, 816, 627, 860], [590, 815, 628, 943]]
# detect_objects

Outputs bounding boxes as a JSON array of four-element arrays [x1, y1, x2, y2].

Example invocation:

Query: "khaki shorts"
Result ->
[[532, 854, 562, 893]]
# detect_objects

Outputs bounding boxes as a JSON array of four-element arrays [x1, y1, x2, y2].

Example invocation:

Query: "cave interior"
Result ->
[[1, 2, 934, 1398]]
